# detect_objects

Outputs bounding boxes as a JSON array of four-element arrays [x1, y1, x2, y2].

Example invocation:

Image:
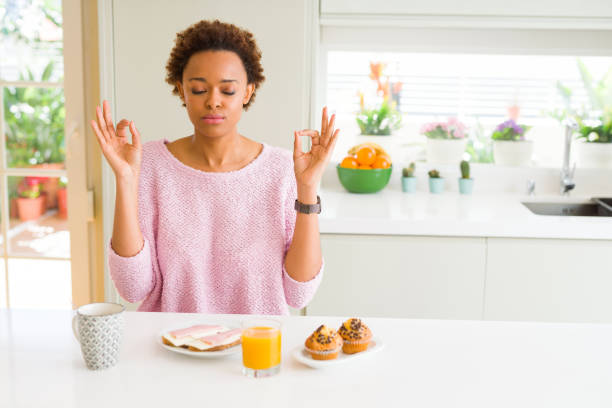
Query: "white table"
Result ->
[[1, 309, 611, 407]]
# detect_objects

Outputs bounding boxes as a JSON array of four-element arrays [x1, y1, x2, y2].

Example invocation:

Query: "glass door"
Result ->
[[0, 0, 71, 309]]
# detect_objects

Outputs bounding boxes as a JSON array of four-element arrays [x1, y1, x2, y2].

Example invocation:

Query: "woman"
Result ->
[[90, 20, 339, 314]]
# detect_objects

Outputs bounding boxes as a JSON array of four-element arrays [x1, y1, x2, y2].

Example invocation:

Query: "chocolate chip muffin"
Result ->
[[338, 318, 372, 354], [304, 325, 343, 360]]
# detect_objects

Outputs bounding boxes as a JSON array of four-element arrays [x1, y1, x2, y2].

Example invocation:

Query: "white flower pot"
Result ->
[[492, 140, 533, 166], [355, 134, 400, 161], [426, 138, 467, 165], [575, 142, 612, 169]]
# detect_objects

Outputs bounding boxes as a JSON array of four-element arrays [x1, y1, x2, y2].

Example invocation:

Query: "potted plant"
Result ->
[[57, 176, 67, 219], [356, 61, 402, 136], [30, 163, 64, 209], [465, 120, 494, 164], [356, 98, 402, 137], [4, 61, 66, 208], [16, 177, 45, 221], [552, 59, 612, 168], [8, 176, 20, 219], [401, 162, 416, 193], [421, 118, 468, 164], [428, 169, 444, 194], [355, 62, 403, 160], [458, 160, 474, 195], [491, 119, 533, 166], [573, 115, 612, 168], [9, 190, 18, 219]]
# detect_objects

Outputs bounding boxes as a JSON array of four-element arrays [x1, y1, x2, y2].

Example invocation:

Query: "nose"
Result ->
[[205, 88, 222, 110]]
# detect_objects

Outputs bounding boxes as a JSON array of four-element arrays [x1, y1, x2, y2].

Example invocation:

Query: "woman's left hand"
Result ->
[[293, 107, 340, 189]]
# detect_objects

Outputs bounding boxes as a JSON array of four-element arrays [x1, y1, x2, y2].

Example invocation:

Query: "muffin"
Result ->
[[304, 325, 343, 360], [338, 318, 373, 354]]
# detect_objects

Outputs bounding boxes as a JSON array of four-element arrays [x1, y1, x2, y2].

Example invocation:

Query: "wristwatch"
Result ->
[[294, 195, 321, 214]]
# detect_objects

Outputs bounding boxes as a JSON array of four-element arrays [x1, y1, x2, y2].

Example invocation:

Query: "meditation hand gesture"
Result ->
[[293, 107, 340, 189], [90, 100, 142, 181]]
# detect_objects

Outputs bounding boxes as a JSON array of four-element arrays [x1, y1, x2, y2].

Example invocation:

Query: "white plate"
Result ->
[[157, 323, 241, 358], [292, 337, 384, 368]]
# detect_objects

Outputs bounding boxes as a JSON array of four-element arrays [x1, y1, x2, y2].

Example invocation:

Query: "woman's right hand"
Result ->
[[90, 99, 142, 182]]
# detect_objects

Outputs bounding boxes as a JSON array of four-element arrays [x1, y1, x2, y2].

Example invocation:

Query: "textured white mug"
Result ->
[[72, 302, 125, 370]]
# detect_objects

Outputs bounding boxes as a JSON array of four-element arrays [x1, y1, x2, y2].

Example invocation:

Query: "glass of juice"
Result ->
[[241, 318, 282, 378]]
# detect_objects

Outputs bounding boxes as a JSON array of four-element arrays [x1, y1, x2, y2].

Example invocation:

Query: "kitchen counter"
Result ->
[[2, 309, 611, 407], [319, 188, 612, 239]]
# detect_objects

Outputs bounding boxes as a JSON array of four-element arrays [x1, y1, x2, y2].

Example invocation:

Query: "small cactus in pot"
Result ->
[[402, 162, 415, 178], [401, 162, 417, 193], [460, 160, 470, 179], [458, 160, 474, 195], [428, 169, 445, 193]]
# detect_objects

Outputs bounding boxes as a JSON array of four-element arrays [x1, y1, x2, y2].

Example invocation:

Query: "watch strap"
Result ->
[[294, 195, 321, 214]]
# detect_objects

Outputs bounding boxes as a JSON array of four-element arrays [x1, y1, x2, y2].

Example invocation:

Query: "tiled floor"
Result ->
[[8, 210, 70, 258], [3, 211, 72, 309]]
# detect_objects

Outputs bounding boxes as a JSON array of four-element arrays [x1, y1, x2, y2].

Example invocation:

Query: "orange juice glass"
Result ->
[[241, 319, 282, 378]]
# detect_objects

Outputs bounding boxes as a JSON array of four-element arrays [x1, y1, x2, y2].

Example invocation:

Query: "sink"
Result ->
[[522, 200, 612, 217]]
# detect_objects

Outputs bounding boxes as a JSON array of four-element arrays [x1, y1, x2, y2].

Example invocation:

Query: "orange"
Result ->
[[340, 156, 359, 169], [358, 164, 372, 170], [378, 153, 392, 163], [355, 146, 376, 166], [372, 156, 391, 169]]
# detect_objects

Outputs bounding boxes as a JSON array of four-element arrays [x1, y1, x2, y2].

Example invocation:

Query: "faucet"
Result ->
[[561, 118, 577, 195], [526, 179, 536, 196]]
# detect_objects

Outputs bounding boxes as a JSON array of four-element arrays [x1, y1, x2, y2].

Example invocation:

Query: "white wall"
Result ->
[[111, 0, 314, 149]]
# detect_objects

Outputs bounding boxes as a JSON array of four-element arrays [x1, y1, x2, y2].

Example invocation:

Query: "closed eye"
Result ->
[[191, 90, 235, 95]]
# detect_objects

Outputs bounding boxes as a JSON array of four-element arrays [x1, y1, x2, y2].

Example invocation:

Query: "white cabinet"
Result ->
[[321, 0, 612, 18], [484, 238, 612, 323], [307, 234, 486, 319], [310, 234, 612, 323]]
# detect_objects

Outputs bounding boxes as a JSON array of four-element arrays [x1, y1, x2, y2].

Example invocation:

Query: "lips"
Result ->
[[201, 114, 224, 124]]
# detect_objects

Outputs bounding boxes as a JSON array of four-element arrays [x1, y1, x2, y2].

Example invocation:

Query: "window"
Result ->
[[326, 51, 612, 168]]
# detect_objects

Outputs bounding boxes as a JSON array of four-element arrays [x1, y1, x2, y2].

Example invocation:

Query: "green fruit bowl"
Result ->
[[336, 164, 393, 193]]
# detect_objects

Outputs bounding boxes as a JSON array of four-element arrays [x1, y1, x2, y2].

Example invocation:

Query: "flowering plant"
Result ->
[[367, 62, 403, 102], [491, 119, 530, 141], [18, 177, 42, 199], [356, 99, 401, 135], [356, 62, 402, 135], [420, 118, 467, 139], [575, 116, 612, 143], [551, 59, 612, 143]]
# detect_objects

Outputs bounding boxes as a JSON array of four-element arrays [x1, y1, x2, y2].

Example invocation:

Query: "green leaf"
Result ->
[[41, 61, 54, 82], [577, 58, 603, 111], [355, 99, 401, 135], [555, 81, 573, 113]]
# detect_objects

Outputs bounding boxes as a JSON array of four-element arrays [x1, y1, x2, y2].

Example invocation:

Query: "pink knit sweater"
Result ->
[[108, 139, 324, 315]]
